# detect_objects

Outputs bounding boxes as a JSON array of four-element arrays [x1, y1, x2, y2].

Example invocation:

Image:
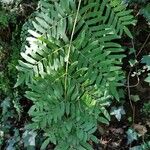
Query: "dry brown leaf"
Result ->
[[133, 123, 147, 136]]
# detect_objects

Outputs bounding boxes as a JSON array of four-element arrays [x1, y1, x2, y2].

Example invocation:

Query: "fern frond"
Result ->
[[16, 0, 136, 149]]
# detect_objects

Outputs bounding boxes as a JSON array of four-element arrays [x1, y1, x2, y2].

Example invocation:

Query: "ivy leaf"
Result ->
[[110, 106, 125, 121], [23, 130, 37, 147], [6, 139, 16, 150], [142, 55, 150, 66], [131, 95, 140, 102], [126, 128, 138, 145], [6, 129, 20, 150], [129, 59, 137, 67], [144, 75, 150, 83]]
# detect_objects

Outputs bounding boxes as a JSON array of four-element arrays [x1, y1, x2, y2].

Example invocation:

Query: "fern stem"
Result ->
[[64, 0, 82, 99]]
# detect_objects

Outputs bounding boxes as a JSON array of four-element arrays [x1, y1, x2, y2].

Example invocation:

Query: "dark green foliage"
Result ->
[[124, 0, 150, 23], [131, 141, 150, 150], [16, 0, 136, 149], [0, 4, 18, 29], [124, 0, 149, 4], [140, 3, 150, 22], [0, 10, 9, 28], [142, 141, 150, 149], [142, 102, 150, 116]]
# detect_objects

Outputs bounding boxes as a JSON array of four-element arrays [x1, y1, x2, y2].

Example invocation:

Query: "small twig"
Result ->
[[127, 38, 137, 125], [136, 33, 150, 58], [124, 74, 139, 88], [127, 69, 135, 125]]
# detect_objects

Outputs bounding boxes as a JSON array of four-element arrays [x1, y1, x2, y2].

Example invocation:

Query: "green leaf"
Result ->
[[142, 55, 150, 65], [40, 138, 50, 150], [110, 106, 126, 121], [101, 107, 110, 121], [126, 128, 138, 145], [1, 97, 11, 115], [131, 95, 140, 102], [144, 75, 150, 83], [140, 3, 150, 22], [14, 74, 25, 87], [90, 135, 99, 143], [35, 17, 49, 29], [28, 30, 41, 38], [77, 129, 84, 141], [123, 26, 133, 38], [23, 130, 37, 148], [98, 117, 109, 125], [109, 82, 120, 101], [65, 101, 70, 116]]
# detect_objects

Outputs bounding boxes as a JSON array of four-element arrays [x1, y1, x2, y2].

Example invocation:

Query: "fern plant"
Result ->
[[16, 0, 136, 149]]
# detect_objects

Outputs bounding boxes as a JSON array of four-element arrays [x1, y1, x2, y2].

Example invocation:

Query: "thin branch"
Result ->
[[136, 33, 150, 58], [127, 38, 136, 125], [124, 74, 139, 88], [64, 0, 82, 99], [127, 69, 135, 125]]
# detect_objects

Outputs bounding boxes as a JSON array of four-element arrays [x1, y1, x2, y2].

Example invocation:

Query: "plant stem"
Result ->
[[64, 0, 82, 99]]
